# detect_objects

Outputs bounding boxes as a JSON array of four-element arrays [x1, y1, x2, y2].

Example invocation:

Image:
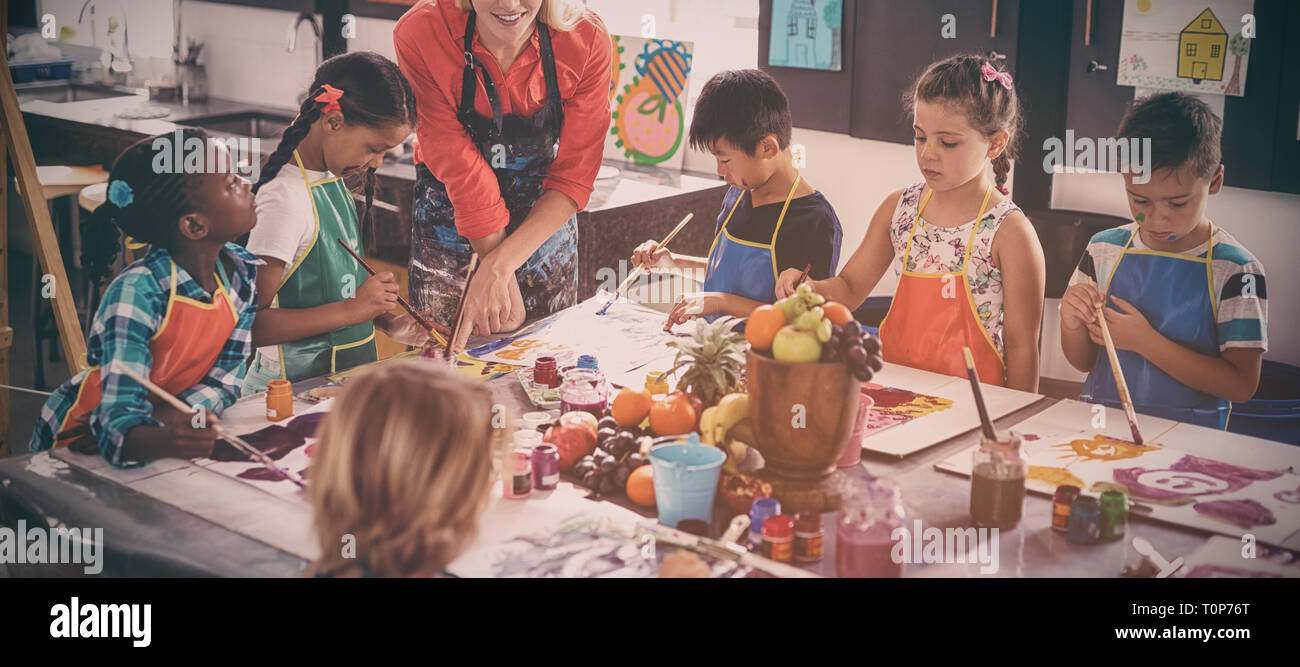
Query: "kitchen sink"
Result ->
[[15, 82, 141, 103], [176, 111, 295, 140]]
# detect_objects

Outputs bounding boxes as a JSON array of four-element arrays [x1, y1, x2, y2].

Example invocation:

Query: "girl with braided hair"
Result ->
[[243, 52, 426, 394], [776, 54, 1046, 391]]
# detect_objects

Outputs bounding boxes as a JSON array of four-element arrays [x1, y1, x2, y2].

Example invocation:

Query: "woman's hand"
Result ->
[[454, 264, 517, 351], [632, 240, 677, 272], [351, 272, 400, 322]]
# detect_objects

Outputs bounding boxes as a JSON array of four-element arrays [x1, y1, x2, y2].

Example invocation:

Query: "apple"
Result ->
[[543, 420, 596, 471], [771, 325, 823, 363], [559, 410, 599, 436]]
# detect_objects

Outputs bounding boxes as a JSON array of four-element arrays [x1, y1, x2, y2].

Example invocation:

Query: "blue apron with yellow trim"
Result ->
[[701, 175, 802, 314], [1080, 225, 1229, 429]]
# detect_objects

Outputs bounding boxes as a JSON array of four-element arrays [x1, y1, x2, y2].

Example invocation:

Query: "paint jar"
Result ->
[[559, 368, 609, 419], [521, 411, 553, 433], [1099, 489, 1128, 540], [534, 356, 560, 388], [1052, 485, 1081, 533], [1068, 496, 1101, 544], [838, 391, 874, 467], [794, 512, 824, 563], [761, 514, 794, 563], [749, 498, 781, 549], [266, 379, 293, 421], [644, 371, 669, 396], [836, 477, 905, 578], [531, 443, 559, 490], [970, 433, 1027, 529], [577, 354, 599, 370], [503, 449, 532, 500], [513, 429, 542, 450]]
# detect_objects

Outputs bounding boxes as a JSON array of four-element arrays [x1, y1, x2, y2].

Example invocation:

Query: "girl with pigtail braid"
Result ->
[[242, 52, 428, 394], [775, 54, 1046, 392]]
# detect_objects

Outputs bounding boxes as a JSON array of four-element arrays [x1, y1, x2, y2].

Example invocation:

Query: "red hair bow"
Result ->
[[980, 63, 1013, 90], [314, 84, 345, 114]]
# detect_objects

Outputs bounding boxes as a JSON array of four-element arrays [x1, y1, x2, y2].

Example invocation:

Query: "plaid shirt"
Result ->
[[30, 243, 262, 467]]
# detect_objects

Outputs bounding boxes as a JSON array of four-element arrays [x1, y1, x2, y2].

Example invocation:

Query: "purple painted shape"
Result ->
[[237, 466, 287, 482], [1184, 565, 1283, 578], [1192, 498, 1277, 527], [285, 411, 327, 440], [1114, 454, 1286, 501], [1273, 486, 1300, 504], [210, 425, 305, 462]]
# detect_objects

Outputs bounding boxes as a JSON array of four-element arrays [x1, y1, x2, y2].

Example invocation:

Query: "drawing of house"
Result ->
[[783, 0, 819, 68], [1177, 8, 1227, 82]]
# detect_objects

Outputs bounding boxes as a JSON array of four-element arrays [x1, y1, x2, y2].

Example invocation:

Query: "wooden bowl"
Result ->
[[745, 349, 862, 479]]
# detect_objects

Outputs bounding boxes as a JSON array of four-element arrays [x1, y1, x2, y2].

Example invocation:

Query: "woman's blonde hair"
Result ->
[[309, 360, 506, 577], [457, 0, 583, 32]]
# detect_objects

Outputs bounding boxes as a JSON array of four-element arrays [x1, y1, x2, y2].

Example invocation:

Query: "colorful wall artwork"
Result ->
[[767, 0, 843, 71], [604, 35, 694, 169], [1117, 0, 1254, 96]]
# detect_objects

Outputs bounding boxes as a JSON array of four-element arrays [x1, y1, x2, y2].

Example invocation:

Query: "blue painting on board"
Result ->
[[767, 0, 843, 72]]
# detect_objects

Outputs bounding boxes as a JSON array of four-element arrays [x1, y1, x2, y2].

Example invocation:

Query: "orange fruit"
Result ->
[[611, 387, 653, 427], [626, 465, 656, 507], [746, 304, 787, 350], [823, 301, 853, 327], [649, 393, 696, 436]]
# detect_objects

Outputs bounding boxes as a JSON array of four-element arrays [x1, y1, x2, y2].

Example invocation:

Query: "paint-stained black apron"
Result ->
[[409, 11, 578, 328]]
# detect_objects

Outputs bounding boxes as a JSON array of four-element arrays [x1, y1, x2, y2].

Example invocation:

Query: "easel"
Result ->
[[0, 15, 90, 457]]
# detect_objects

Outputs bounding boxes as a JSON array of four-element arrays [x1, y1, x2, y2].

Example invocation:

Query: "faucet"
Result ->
[[78, 0, 132, 77], [285, 12, 322, 66]]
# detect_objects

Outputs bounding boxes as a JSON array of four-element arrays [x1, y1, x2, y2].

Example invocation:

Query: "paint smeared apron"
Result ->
[[272, 150, 378, 381], [878, 186, 1005, 386], [54, 261, 239, 449], [701, 175, 802, 315], [409, 11, 578, 327], [1080, 225, 1229, 429]]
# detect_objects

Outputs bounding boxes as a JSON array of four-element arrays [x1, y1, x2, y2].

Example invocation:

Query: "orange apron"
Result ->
[[878, 186, 1005, 386], [54, 261, 239, 448]]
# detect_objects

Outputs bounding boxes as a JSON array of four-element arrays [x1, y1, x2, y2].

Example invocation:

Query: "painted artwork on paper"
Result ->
[[767, 0, 843, 71], [605, 36, 694, 169], [194, 400, 334, 501], [1117, 0, 1253, 95], [1178, 535, 1300, 578], [860, 383, 955, 436]]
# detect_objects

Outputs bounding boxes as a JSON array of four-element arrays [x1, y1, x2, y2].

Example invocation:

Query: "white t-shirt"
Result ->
[[247, 162, 335, 364]]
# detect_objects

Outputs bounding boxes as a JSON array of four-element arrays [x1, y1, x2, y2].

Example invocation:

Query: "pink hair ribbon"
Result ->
[[980, 63, 1013, 90]]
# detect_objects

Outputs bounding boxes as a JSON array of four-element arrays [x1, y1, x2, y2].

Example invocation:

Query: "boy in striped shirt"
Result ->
[[1060, 92, 1266, 429]]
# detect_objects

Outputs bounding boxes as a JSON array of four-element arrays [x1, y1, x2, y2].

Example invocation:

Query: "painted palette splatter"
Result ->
[[193, 400, 334, 501], [861, 383, 955, 436]]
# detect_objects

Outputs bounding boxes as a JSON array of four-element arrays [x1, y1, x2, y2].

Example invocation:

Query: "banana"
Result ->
[[699, 406, 720, 445], [726, 418, 755, 446]]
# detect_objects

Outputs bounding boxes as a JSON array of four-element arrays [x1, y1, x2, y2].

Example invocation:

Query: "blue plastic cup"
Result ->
[[649, 434, 726, 528]]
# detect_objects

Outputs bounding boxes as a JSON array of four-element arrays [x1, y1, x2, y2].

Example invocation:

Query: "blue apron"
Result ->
[[408, 11, 578, 327], [1081, 224, 1229, 429], [701, 175, 802, 316]]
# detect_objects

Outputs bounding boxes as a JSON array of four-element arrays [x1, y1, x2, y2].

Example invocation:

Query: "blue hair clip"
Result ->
[[107, 179, 134, 208]]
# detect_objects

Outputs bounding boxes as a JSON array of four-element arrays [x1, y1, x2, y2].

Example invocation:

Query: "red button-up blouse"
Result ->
[[394, 1, 612, 240]]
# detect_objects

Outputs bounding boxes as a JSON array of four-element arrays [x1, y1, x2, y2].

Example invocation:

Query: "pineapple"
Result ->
[[666, 316, 747, 407]]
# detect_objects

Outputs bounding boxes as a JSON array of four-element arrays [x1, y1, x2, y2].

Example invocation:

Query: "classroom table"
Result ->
[[1, 352, 1289, 578]]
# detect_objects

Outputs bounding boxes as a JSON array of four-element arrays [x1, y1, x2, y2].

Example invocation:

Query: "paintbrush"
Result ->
[[1094, 298, 1145, 445], [336, 239, 450, 348], [112, 363, 307, 489], [795, 262, 812, 287], [961, 347, 998, 441], [598, 212, 695, 315], [445, 253, 480, 360]]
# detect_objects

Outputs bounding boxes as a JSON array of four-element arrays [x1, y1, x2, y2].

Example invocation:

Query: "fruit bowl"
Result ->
[[745, 349, 862, 479]]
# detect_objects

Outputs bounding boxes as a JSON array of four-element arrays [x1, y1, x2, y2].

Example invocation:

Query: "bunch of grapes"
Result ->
[[820, 320, 885, 382], [573, 416, 654, 498]]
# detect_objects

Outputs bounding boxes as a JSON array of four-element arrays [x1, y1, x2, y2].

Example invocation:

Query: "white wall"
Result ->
[[178, 1, 318, 109]]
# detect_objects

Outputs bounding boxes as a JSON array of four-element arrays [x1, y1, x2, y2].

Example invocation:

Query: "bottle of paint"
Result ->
[[531, 443, 559, 490], [837, 391, 872, 468], [520, 411, 554, 433], [836, 477, 905, 578], [1067, 496, 1101, 544], [644, 371, 669, 396], [749, 498, 781, 549], [793, 512, 824, 563], [970, 433, 1027, 530], [533, 356, 560, 388], [503, 449, 532, 500], [513, 429, 543, 450], [1052, 485, 1081, 533], [559, 368, 609, 419], [266, 379, 293, 421], [761, 515, 794, 563], [1099, 490, 1128, 540], [576, 354, 599, 370]]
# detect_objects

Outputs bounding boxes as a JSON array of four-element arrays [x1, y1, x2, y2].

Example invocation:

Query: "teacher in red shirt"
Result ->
[[395, 0, 611, 344]]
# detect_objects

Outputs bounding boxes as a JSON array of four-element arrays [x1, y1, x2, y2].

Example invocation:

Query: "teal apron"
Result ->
[[701, 175, 802, 320], [1080, 224, 1229, 429], [271, 150, 378, 381]]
